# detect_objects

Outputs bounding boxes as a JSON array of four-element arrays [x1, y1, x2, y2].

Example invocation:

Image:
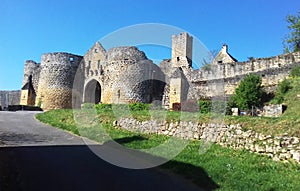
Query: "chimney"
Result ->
[[221, 44, 228, 53]]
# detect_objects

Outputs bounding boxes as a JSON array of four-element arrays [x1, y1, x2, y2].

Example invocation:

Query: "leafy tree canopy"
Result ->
[[228, 74, 264, 110], [284, 11, 300, 53]]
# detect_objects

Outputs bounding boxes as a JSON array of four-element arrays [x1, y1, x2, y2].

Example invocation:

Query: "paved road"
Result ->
[[0, 111, 215, 191], [0, 111, 95, 146]]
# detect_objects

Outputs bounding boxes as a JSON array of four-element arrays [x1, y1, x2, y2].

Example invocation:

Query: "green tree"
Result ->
[[284, 11, 300, 53], [229, 74, 264, 110]]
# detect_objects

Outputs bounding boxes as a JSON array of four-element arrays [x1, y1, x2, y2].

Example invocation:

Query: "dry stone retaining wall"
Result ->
[[116, 118, 300, 163]]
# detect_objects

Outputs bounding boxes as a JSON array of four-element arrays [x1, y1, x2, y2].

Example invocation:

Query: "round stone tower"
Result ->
[[100, 46, 165, 103], [36, 52, 83, 110]]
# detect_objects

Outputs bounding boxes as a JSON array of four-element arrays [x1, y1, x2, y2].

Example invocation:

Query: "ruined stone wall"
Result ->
[[190, 51, 300, 82], [22, 60, 41, 93], [169, 78, 183, 107], [263, 104, 284, 117], [222, 52, 300, 79], [0, 91, 21, 109], [168, 68, 189, 109], [184, 51, 300, 99], [36, 53, 83, 110], [117, 118, 300, 164]]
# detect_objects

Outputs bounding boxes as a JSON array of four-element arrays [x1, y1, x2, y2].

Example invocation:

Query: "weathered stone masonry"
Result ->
[[0, 91, 20, 109], [81, 45, 165, 105], [181, 51, 300, 98], [117, 118, 300, 163], [21, 44, 166, 110], [36, 53, 83, 110]]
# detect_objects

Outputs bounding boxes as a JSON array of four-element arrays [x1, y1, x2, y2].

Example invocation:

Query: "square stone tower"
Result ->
[[171, 32, 193, 68]]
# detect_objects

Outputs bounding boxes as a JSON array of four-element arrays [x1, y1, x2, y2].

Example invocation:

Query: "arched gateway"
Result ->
[[84, 79, 101, 104]]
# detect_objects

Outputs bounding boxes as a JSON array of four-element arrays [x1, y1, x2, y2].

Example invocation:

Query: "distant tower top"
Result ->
[[171, 32, 193, 68]]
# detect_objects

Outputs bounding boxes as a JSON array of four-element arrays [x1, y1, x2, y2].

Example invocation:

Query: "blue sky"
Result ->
[[0, 0, 299, 90]]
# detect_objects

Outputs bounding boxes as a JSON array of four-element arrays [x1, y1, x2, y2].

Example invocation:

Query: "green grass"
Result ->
[[36, 109, 300, 191]]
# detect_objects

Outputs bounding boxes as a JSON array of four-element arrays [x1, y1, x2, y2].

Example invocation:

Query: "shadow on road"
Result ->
[[0, 144, 218, 191], [0, 132, 47, 145], [113, 135, 148, 145]]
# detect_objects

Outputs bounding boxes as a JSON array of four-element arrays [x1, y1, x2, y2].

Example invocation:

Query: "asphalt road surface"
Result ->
[[0, 111, 215, 191]]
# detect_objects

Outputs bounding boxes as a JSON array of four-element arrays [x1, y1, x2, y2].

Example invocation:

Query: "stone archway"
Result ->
[[84, 79, 101, 104]]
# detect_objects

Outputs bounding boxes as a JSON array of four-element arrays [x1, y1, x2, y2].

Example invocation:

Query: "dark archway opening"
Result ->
[[150, 80, 166, 103], [84, 80, 101, 104], [132, 80, 166, 104]]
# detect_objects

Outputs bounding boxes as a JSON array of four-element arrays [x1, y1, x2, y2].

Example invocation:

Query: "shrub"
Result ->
[[92, 103, 151, 112], [270, 79, 292, 104], [270, 95, 285, 104], [94, 104, 112, 111], [198, 100, 212, 113], [226, 97, 237, 115], [279, 79, 292, 93], [198, 100, 227, 114], [129, 103, 150, 111], [290, 66, 300, 77]]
